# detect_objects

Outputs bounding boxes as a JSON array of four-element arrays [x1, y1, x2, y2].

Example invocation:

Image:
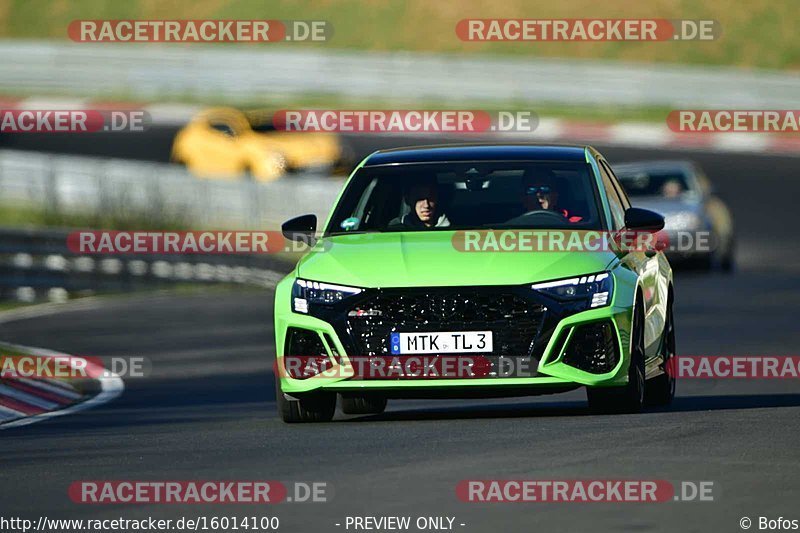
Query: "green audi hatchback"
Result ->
[[275, 144, 675, 422]]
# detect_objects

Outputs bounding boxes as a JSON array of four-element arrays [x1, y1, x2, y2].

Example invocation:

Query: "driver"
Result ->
[[660, 179, 684, 199], [390, 179, 451, 228], [518, 170, 583, 223]]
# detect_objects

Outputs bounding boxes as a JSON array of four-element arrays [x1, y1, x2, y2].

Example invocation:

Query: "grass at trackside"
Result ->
[[0, 0, 799, 70], [0, 341, 46, 357], [0, 204, 191, 231], [0, 301, 36, 311]]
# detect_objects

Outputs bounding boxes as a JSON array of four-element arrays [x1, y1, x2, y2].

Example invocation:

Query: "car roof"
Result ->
[[613, 160, 697, 174], [364, 143, 590, 166]]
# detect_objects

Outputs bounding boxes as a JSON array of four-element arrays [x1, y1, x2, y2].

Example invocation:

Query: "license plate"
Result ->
[[389, 331, 493, 355]]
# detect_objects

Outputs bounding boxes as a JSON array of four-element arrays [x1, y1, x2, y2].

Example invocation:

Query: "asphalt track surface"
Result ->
[[1, 137, 799, 532]]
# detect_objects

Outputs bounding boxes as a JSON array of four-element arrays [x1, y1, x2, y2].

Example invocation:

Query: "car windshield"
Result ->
[[326, 161, 603, 235], [616, 169, 695, 199], [246, 110, 277, 132]]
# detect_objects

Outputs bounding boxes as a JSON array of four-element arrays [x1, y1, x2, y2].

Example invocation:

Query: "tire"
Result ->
[[695, 254, 714, 272], [340, 394, 388, 415], [720, 238, 736, 273], [242, 166, 255, 181], [587, 300, 646, 414], [275, 376, 335, 423], [645, 293, 676, 407]]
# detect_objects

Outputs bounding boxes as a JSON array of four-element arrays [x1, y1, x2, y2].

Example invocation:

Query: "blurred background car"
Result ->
[[614, 160, 735, 271], [171, 107, 345, 182]]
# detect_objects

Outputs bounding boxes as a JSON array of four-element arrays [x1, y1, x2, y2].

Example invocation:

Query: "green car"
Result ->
[[274, 144, 676, 422]]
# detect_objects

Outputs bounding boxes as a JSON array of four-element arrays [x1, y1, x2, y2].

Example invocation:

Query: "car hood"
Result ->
[[296, 231, 618, 288]]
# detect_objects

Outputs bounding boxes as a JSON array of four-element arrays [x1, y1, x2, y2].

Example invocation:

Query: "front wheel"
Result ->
[[720, 238, 736, 273], [645, 296, 676, 407], [587, 302, 646, 414], [275, 376, 336, 423]]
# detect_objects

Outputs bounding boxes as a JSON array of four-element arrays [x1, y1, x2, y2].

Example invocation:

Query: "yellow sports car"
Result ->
[[171, 107, 344, 182]]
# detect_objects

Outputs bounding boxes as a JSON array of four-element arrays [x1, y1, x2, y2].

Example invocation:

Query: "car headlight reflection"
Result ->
[[292, 278, 362, 314], [532, 272, 613, 310]]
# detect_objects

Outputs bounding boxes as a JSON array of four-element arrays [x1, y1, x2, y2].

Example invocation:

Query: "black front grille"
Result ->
[[345, 288, 546, 358]]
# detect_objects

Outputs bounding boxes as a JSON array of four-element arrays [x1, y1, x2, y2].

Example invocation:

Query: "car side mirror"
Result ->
[[281, 214, 317, 245], [624, 207, 665, 232]]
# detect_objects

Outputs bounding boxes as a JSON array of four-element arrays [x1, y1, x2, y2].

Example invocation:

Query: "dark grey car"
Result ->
[[614, 160, 735, 271]]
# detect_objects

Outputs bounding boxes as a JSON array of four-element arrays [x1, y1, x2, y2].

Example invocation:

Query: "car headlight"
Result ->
[[267, 152, 286, 168], [292, 278, 362, 314], [664, 212, 702, 230], [532, 272, 613, 310]]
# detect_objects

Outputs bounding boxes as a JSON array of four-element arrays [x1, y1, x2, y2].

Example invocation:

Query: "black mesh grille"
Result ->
[[345, 289, 546, 358], [562, 321, 619, 373]]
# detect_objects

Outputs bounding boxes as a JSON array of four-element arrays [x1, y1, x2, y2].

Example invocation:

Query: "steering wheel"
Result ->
[[518, 209, 566, 222]]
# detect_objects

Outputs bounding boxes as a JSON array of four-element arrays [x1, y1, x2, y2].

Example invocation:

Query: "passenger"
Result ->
[[391, 180, 451, 228]]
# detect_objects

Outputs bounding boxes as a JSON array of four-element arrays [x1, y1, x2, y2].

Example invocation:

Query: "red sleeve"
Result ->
[[562, 209, 583, 223]]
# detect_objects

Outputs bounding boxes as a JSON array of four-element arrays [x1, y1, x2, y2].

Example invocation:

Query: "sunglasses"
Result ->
[[525, 185, 552, 196]]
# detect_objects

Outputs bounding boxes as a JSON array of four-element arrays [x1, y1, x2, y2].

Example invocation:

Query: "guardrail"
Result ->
[[0, 149, 344, 228], [1, 41, 799, 108], [0, 149, 347, 301], [0, 227, 292, 301]]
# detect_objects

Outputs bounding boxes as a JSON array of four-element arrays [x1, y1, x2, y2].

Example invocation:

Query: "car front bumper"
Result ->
[[273, 275, 635, 397]]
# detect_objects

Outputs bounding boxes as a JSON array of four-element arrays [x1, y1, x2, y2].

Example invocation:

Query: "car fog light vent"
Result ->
[[284, 327, 331, 379], [562, 321, 618, 374]]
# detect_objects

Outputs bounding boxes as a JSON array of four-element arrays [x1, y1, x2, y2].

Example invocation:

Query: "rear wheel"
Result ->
[[694, 254, 714, 272], [645, 294, 676, 407], [587, 300, 646, 414], [275, 376, 336, 423], [340, 394, 388, 415]]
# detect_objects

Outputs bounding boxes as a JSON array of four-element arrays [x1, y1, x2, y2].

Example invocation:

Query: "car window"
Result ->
[[599, 162, 626, 230], [616, 167, 695, 199], [326, 161, 603, 235], [209, 122, 237, 137], [601, 160, 631, 210]]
